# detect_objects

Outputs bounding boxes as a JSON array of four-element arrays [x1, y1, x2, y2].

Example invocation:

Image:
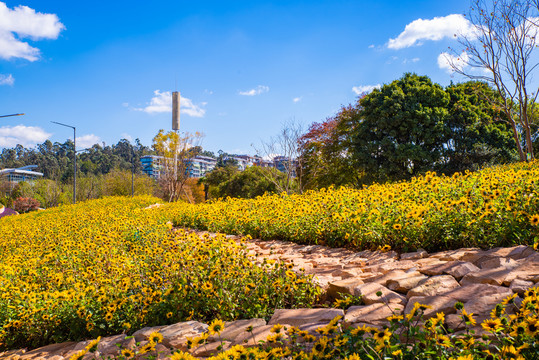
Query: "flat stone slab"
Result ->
[[353, 282, 407, 305], [268, 308, 344, 327], [405, 295, 457, 319], [208, 319, 266, 342], [407, 275, 460, 298], [460, 267, 512, 286], [344, 303, 404, 325], [327, 278, 365, 300], [438, 283, 513, 302]]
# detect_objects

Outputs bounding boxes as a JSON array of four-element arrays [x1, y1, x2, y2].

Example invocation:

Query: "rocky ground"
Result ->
[[2, 232, 538, 359]]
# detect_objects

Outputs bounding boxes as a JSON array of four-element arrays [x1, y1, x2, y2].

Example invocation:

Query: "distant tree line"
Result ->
[[0, 138, 152, 181], [0, 139, 156, 208]]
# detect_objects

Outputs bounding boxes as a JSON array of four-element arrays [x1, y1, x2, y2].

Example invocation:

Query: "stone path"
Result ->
[[2, 232, 538, 359]]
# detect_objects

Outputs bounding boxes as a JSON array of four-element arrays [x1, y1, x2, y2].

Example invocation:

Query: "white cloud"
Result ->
[[0, 125, 51, 147], [388, 14, 476, 50], [438, 51, 469, 73], [76, 134, 100, 149], [120, 133, 133, 142], [352, 84, 381, 95], [0, 73, 13, 85], [403, 57, 420, 64], [368, 44, 375, 49], [134, 90, 206, 117], [293, 97, 302, 103], [239, 85, 269, 96], [0, 2, 65, 61]]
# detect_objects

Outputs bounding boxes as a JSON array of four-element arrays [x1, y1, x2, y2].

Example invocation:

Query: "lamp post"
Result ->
[[0, 113, 24, 118], [51, 121, 76, 204]]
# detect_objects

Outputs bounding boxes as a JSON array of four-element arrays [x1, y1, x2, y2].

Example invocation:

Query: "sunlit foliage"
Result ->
[[166, 161, 539, 252]]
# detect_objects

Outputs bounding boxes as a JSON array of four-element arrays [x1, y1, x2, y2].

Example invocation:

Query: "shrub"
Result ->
[[12, 197, 40, 213]]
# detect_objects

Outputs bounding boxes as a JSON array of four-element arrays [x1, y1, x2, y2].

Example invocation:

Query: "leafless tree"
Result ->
[[253, 120, 307, 195], [446, 0, 539, 161]]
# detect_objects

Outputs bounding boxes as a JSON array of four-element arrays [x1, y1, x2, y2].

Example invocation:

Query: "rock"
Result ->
[[365, 270, 407, 285], [463, 293, 513, 315], [268, 308, 344, 327], [400, 249, 428, 261], [484, 246, 536, 261], [154, 343, 172, 359], [344, 303, 404, 325], [191, 341, 231, 358], [510, 279, 534, 296], [430, 248, 482, 262], [387, 274, 428, 293], [353, 282, 406, 306], [439, 283, 513, 302], [443, 262, 480, 280], [160, 321, 209, 349], [460, 267, 512, 286], [18, 342, 77, 359], [407, 275, 460, 298], [98, 334, 135, 356], [478, 257, 518, 270], [376, 260, 418, 274], [502, 263, 539, 285], [327, 278, 364, 300], [419, 262, 453, 276], [208, 319, 266, 342], [133, 325, 166, 342], [405, 296, 457, 319], [419, 261, 478, 279]]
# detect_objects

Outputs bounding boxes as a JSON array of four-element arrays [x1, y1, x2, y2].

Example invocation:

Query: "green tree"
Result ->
[[352, 73, 450, 183], [210, 166, 283, 199], [443, 81, 517, 172]]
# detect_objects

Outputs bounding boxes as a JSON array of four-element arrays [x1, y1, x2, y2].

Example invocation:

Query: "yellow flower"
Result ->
[[530, 214, 539, 226], [120, 349, 135, 358], [69, 350, 87, 360], [170, 351, 197, 360], [460, 308, 476, 326], [201, 281, 213, 291], [270, 324, 284, 333], [85, 336, 101, 352], [148, 331, 163, 344], [481, 318, 503, 333], [208, 319, 225, 335]]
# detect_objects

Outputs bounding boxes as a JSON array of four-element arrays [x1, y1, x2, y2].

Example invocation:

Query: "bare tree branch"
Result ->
[[447, 0, 538, 160]]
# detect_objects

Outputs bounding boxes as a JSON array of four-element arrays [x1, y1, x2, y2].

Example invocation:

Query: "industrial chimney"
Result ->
[[172, 91, 180, 131]]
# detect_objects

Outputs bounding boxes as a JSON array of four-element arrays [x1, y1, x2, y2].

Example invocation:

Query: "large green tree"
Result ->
[[352, 73, 450, 183]]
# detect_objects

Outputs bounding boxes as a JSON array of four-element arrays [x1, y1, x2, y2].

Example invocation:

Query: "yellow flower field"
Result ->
[[0, 196, 318, 350], [165, 161, 539, 252]]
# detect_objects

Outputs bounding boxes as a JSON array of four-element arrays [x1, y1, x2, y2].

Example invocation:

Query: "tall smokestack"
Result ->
[[172, 91, 180, 131]]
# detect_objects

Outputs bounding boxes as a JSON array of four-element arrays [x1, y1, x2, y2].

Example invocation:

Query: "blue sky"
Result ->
[[0, 0, 474, 155]]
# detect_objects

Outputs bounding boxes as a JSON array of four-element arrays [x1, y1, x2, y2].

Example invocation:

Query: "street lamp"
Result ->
[[0, 113, 24, 118], [51, 121, 77, 204]]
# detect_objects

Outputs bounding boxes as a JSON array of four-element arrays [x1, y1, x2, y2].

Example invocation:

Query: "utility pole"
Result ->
[[51, 121, 76, 204]]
